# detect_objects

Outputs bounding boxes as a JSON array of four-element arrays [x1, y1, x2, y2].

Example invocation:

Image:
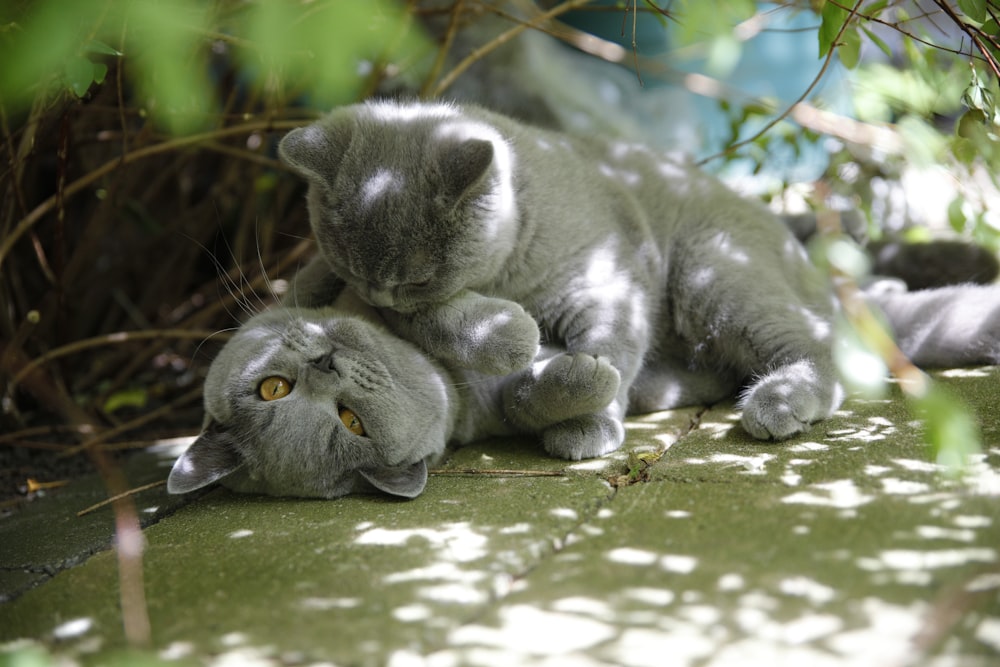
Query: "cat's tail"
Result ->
[[865, 281, 1000, 368]]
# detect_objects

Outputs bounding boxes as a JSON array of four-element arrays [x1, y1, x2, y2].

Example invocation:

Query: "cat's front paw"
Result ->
[[470, 303, 541, 375], [542, 413, 625, 460], [387, 295, 540, 375], [739, 362, 841, 440]]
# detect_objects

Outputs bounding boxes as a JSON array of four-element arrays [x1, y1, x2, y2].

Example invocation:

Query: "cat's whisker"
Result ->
[[252, 220, 283, 309], [179, 230, 259, 323], [191, 327, 240, 364]]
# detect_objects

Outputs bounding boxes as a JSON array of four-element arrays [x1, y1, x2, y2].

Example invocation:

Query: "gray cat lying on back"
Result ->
[[278, 99, 1000, 459], [167, 289, 615, 498]]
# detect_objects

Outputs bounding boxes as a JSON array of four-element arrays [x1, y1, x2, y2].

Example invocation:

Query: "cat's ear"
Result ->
[[435, 138, 495, 204], [358, 460, 428, 499], [167, 424, 244, 494], [278, 116, 354, 182]]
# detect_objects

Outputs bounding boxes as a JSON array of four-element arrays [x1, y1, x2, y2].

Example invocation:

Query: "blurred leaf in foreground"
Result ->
[[912, 380, 982, 472]]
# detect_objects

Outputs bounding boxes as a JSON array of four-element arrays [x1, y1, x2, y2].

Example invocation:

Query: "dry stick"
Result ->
[[0, 338, 150, 644], [814, 206, 927, 398], [7, 329, 226, 395], [697, 0, 865, 167], [0, 119, 308, 270], [430, 0, 596, 98], [0, 423, 92, 445], [419, 0, 466, 99], [77, 480, 167, 517], [932, 0, 1000, 80], [626, 0, 643, 86], [429, 468, 566, 477], [61, 386, 205, 457], [860, 14, 982, 60]]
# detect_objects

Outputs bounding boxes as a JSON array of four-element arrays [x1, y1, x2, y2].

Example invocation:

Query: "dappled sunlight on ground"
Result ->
[[2, 371, 999, 665]]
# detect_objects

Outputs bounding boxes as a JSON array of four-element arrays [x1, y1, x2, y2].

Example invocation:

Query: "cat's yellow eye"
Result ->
[[259, 376, 292, 401], [339, 405, 366, 436]]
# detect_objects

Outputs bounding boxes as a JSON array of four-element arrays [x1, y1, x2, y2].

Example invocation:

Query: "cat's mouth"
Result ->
[[366, 296, 419, 314]]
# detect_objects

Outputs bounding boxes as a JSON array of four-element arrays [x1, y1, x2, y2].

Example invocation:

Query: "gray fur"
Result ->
[[278, 100, 1000, 459], [866, 282, 1000, 367], [167, 290, 619, 499]]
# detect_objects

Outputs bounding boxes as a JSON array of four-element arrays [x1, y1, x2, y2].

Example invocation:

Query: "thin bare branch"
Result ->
[[420, 0, 467, 98], [0, 118, 310, 271], [8, 329, 228, 395], [62, 386, 204, 457], [429, 0, 596, 98]]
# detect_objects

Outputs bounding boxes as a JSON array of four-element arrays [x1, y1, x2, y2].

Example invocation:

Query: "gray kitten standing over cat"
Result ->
[[279, 100, 1000, 459]]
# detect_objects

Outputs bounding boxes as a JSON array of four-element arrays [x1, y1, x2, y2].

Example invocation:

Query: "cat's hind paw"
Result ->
[[505, 353, 621, 428], [533, 354, 621, 416], [542, 413, 625, 460]]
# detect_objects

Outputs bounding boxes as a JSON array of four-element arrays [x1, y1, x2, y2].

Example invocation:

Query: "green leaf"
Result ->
[[957, 108, 987, 138], [92, 62, 107, 85], [239, 0, 430, 109], [958, 0, 988, 23], [85, 38, 122, 57], [912, 381, 981, 472], [707, 35, 743, 76], [861, 0, 889, 15], [834, 316, 888, 398], [819, 1, 849, 58], [861, 26, 892, 59], [963, 66, 994, 113], [103, 388, 148, 414], [124, 0, 214, 134], [0, 0, 85, 109], [838, 26, 862, 69], [64, 56, 96, 97], [947, 196, 968, 232], [826, 237, 871, 278], [898, 115, 947, 165]]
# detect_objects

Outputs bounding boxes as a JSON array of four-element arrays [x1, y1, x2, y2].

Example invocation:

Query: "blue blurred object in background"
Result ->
[[558, 2, 851, 189]]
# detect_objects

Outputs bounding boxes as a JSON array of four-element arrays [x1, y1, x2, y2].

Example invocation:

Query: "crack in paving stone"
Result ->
[[606, 405, 711, 488]]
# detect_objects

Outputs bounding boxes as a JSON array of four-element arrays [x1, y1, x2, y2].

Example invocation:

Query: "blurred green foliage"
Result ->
[[0, 0, 428, 134]]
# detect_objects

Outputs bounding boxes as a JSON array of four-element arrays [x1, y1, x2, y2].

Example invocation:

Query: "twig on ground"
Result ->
[[76, 479, 167, 517], [429, 468, 566, 477]]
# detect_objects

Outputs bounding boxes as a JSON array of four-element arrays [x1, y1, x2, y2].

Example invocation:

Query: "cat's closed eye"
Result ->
[[259, 376, 292, 401], [338, 405, 365, 436]]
